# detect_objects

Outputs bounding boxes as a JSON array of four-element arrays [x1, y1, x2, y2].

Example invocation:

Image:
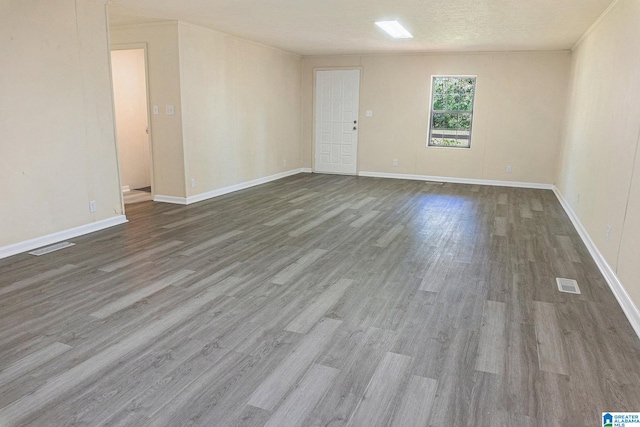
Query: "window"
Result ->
[[428, 76, 476, 148]]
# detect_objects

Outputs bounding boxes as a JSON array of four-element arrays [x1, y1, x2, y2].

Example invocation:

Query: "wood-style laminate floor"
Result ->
[[1, 173, 639, 426]]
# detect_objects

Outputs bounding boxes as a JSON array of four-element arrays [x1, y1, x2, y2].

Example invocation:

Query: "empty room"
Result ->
[[2, 0, 640, 425]]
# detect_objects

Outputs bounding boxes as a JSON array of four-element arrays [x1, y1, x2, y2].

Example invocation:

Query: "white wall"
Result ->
[[109, 22, 186, 198], [0, 0, 122, 248], [109, 21, 303, 201], [111, 48, 151, 191], [178, 22, 303, 197], [556, 0, 640, 308], [302, 52, 570, 184]]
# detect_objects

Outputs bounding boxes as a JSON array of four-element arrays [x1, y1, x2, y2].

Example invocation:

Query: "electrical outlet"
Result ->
[[577, 193, 581, 204], [190, 178, 196, 188], [89, 200, 96, 213], [506, 165, 513, 174], [153, 105, 159, 115], [606, 225, 612, 242], [366, 110, 373, 117], [283, 158, 287, 167], [166, 105, 175, 115], [393, 159, 398, 167]]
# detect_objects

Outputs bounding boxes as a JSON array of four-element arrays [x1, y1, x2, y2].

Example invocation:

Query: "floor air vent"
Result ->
[[425, 181, 444, 185], [29, 242, 76, 256], [556, 278, 581, 294]]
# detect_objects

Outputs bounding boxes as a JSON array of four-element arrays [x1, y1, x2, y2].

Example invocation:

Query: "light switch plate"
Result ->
[[153, 105, 159, 115], [166, 105, 175, 115]]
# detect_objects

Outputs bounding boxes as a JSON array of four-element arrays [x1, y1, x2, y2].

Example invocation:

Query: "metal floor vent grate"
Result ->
[[556, 278, 581, 294], [425, 181, 444, 186], [29, 242, 76, 256]]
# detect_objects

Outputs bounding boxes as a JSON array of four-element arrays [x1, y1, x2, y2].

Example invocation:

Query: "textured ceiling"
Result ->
[[107, 0, 614, 56]]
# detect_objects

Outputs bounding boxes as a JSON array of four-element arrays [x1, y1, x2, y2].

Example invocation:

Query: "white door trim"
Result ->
[[312, 67, 363, 175]]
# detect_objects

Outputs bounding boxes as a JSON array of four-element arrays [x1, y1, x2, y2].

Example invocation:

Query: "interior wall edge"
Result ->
[[177, 20, 303, 59], [177, 20, 189, 198], [571, 0, 622, 51], [104, 2, 126, 217], [553, 186, 640, 339], [0, 215, 128, 260]]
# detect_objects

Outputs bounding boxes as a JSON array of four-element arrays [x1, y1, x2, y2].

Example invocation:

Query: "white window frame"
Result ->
[[427, 75, 477, 149]]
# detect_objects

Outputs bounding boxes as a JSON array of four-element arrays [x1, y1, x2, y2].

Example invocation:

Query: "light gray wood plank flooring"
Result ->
[[285, 278, 353, 334], [247, 317, 342, 411], [263, 363, 339, 427], [533, 301, 570, 375], [476, 300, 507, 374], [0, 173, 639, 426], [392, 374, 438, 427], [346, 351, 413, 427]]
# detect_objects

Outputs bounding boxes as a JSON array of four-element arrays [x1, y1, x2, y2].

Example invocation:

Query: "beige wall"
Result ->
[[111, 48, 151, 191], [0, 0, 122, 247], [178, 22, 303, 197], [109, 22, 186, 198], [302, 52, 570, 184], [556, 0, 640, 306]]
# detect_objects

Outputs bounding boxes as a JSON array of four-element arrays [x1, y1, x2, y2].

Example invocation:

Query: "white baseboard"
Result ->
[[153, 168, 309, 206], [153, 195, 188, 205], [0, 215, 128, 260], [553, 187, 640, 339], [187, 168, 308, 204], [357, 171, 554, 190], [122, 185, 131, 193]]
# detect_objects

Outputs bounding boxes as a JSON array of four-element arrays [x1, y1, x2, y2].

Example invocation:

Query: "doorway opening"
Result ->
[[110, 46, 153, 205]]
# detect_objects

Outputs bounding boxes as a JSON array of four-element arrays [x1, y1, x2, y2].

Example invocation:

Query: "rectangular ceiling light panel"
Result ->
[[375, 20, 413, 39]]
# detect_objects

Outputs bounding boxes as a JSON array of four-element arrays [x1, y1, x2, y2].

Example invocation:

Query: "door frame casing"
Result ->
[[109, 42, 155, 204], [312, 66, 364, 175]]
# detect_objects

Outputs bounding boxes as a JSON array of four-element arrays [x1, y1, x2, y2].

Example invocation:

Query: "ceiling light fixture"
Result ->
[[375, 20, 413, 39]]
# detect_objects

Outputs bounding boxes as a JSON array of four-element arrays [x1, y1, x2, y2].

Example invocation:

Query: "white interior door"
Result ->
[[315, 70, 360, 175]]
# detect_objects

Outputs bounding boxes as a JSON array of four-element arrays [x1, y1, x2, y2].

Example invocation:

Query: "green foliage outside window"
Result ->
[[429, 77, 476, 148]]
